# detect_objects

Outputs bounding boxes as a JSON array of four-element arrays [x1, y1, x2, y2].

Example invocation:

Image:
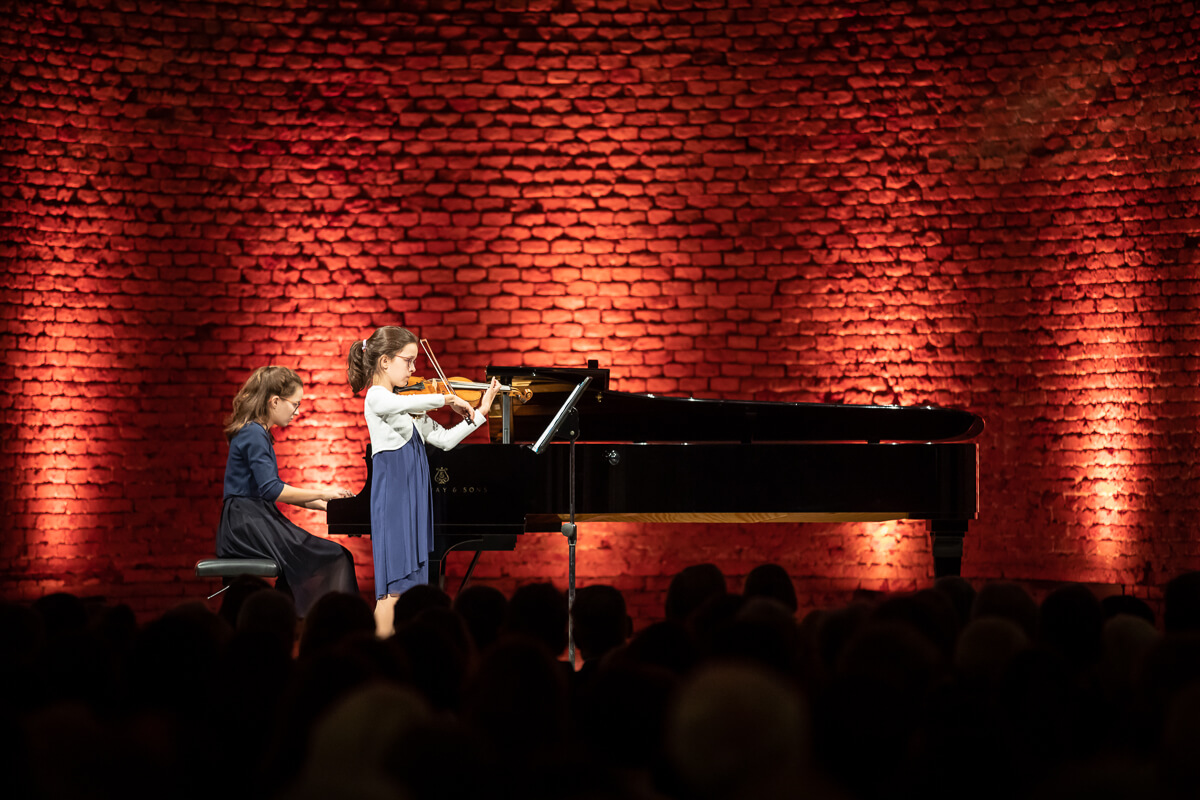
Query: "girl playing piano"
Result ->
[[218, 366, 359, 617], [347, 326, 500, 637]]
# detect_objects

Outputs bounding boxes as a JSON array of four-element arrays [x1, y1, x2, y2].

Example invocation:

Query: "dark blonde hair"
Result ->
[[224, 366, 303, 442], [347, 326, 419, 394]]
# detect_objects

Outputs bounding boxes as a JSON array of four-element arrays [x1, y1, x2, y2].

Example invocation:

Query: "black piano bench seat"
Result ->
[[195, 557, 280, 600]]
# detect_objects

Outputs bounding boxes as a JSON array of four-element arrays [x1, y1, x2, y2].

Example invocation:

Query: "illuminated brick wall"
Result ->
[[3, 0, 1198, 626]]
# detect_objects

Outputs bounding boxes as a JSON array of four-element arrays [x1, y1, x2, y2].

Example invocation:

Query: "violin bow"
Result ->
[[419, 338, 473, 422]]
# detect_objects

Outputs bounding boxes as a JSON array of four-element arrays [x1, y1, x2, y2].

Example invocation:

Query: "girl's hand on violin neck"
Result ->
[[480, 378, 501, 413]]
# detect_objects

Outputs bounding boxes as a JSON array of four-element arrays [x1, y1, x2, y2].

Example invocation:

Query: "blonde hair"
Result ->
[[224, 366, 303, 442], [347, 326, 418, 394]]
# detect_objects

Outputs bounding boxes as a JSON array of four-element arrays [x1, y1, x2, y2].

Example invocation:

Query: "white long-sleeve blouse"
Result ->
[[364, 384, 485, 456]]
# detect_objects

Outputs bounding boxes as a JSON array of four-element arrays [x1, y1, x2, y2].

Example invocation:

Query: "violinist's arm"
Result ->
[[478, 378, 501, 416], [370, 387, 445, 419], [419, 406, 485, 450]]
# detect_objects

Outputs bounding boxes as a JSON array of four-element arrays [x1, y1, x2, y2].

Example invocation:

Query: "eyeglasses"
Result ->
[[394, 356, 417, 368], [281, 398, 301, 414]]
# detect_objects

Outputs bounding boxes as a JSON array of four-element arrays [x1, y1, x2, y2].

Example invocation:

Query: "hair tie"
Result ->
[[362, 339, 368, 350]]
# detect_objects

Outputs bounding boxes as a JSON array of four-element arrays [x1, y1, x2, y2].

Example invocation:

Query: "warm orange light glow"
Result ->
[[1054, 321, 1152, 582]]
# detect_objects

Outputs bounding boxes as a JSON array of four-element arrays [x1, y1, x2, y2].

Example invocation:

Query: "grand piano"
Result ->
[[327, 363, 984, 585]]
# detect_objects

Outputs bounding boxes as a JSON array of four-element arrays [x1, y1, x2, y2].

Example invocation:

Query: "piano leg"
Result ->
[[929, 519, 968, 578], [429, 542, 487, 594], [430, 552, 448, 590], [457, 550, 484, 594]]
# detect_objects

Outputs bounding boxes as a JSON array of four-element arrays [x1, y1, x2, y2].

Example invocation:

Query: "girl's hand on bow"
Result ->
[[447, 394, 475, 421]]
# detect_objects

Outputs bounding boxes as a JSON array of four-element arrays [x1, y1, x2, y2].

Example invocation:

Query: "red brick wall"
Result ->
[[3, 0, 1199, 627]]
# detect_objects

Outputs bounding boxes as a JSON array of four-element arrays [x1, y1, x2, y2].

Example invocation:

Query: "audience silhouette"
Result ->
[[743, 562, 799, 613], [4, 566, 1198, 799]]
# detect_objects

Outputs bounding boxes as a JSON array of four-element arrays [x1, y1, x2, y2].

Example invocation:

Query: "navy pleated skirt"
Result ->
[[217, 496, 358, 617], [370, 431, 434, 599]]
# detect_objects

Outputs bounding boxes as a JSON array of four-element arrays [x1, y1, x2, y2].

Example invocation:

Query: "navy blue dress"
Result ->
[[370, 428, 434, 597], [217, 422, 358, 616], [363, 384, 483, 599]]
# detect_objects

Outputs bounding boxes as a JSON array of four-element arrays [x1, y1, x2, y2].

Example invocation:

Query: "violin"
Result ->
[[393, 339, 531, 422], [395, 375, 531, 406]]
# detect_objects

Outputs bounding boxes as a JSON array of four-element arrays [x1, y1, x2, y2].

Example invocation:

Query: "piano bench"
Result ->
[[195, 557, 280, 600]]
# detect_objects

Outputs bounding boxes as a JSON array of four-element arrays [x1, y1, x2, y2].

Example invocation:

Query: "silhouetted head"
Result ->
[[382, 716, 493, 800], [708, 596, 802, 677], [1161, 682, 1200, 798], [301, 683, 431, 790], [217, 575, 274, 629], [1038, 583, 1103, 668], [0, 601, 45, 667], [614, 620, 697, 676], [393, 584, 451, 627], [933, 575, 976, 630], [666, 564, 726, 624], [1164, 571, 1200, 633], [813, 601, 871, 675], [971, 581, 1038, 640], [1100, 594, 1155, 627], [576, 663, 677, 771], [572, 584, 630, 662], [1098, 613, 1159, 698], [954, 617, 1030, 686], [453, 584, 507, 653], [743, 563, 798, 613], [299, 591, 375, 659], [237, 587, 296, 657], [127, 603, 230, 715], [464, 637, 569, 757], [872, 589, 960, 664], [666, 663, 810, 800], [391, 614, 470, 712], [31, 592, 87, 637], [504, 582, 568, 657]]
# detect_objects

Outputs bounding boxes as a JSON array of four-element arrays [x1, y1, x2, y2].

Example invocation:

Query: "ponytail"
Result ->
[[225, 366, 302, 441], [347, 339, 371, 394], [348, 326, 418, 394]]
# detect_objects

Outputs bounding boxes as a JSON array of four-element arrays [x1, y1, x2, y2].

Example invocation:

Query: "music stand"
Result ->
[[527, 376, 591, 664]]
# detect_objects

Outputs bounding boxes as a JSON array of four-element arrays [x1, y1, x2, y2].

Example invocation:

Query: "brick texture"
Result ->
[[2, 0, 1198, 627]]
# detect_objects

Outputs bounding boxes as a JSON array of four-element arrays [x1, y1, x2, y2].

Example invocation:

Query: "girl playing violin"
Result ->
[[218, 366, 359, 617], [347, 326, 501, 637]]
